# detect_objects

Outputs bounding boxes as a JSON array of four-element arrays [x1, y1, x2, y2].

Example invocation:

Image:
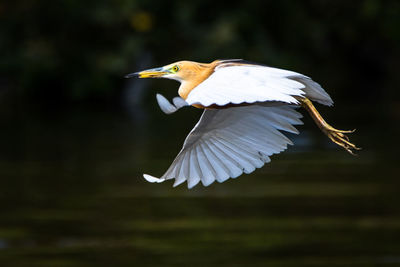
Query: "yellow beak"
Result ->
[[125, 67, 168, 79]]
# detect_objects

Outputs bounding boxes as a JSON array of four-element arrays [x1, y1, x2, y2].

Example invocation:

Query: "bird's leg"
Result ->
[[298, 97, 360, 155]]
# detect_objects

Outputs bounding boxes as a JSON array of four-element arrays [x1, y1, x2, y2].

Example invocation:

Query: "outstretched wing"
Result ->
[[143, 104, 303, 188], [185, 64, 333, 107], [156, 94, 188, 114]]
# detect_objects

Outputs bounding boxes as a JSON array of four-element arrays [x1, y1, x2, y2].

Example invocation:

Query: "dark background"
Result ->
[[0, 0, 399, 266]]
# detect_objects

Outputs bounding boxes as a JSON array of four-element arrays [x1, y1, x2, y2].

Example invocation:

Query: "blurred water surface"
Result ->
[[0, 0, 399, 266], [0, 99, 399, 267]]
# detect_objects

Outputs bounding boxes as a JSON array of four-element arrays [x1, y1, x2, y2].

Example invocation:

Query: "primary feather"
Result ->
[[143, 104, 303, 188]]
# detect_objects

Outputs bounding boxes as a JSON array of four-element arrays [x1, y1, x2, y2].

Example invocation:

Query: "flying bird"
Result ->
[[125, 59, 359, 188]]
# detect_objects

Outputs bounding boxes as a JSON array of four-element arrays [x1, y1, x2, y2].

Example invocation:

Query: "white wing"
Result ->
[[156, 94, 188, 114], [172, 96, 189, 109], [185, 64, 333, 107], [143, 104, 303, 188]]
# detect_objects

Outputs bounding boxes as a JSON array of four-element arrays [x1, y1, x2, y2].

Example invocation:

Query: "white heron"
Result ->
[[125, 59, 359, 188]]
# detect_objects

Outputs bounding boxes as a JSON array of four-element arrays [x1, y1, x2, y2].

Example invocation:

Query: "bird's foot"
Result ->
[[321, 125, 360, 155], [299, 97, 360, 155]]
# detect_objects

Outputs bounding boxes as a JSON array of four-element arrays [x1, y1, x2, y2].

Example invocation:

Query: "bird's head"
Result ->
[[125, 61, 214, 83]]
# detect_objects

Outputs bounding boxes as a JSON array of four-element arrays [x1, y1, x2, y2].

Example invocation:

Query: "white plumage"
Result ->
[[144, 104, 303, 188], [136, 61, 341, 188], [185, 64, 332, 107], [156, 94, 188, 114]]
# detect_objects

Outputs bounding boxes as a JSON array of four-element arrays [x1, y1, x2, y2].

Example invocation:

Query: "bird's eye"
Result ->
[[172, 65, 179, 72]]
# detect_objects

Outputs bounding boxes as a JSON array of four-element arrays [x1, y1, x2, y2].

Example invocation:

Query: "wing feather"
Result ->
[[156, 94, 177, 114], [195, 145, 215, 186], [201, 140, 232, 182], [156, 94, 188, 115], [185, 64, 333, 107], [188, 148, 201, 188], [207, 138, 244, 178], [221, 130, 274, 157], [143, 104, 303, 188], [217, 135, 264, 169], [174, 153, 188, 187], [212, 137, 255, 174]]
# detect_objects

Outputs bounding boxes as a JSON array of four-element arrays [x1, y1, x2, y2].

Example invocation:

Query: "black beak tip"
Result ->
[[124, 72, 139, 78]]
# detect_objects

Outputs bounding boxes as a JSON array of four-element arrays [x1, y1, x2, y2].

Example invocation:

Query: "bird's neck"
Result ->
[[178, 61, 218, 100]]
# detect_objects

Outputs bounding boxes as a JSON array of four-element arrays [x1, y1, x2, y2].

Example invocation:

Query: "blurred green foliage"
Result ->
[[0, 0, 399, 108]]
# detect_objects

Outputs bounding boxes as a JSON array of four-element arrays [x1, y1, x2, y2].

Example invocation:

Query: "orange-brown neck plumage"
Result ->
[[177, 60, 219, 99]]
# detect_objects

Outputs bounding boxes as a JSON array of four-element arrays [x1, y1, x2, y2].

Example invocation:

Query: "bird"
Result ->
[[125, 59, 360, 189]]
